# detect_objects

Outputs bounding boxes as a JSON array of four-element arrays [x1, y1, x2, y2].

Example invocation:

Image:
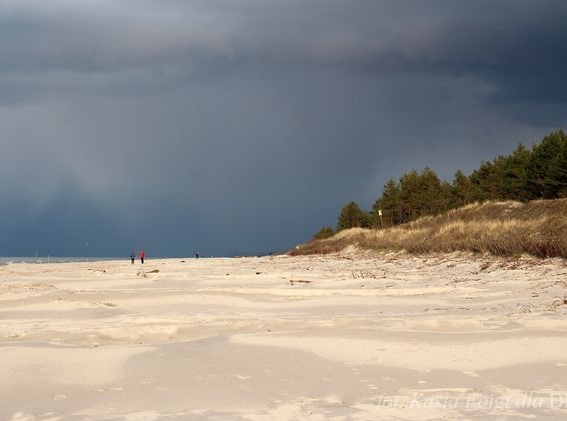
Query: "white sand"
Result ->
[[1, 251, 567, 420]]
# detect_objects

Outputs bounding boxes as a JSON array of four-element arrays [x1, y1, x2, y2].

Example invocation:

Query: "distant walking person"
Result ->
[[140, 250, 146, 264], [196, 251, 199, 259], [130, 252, 135, 264]]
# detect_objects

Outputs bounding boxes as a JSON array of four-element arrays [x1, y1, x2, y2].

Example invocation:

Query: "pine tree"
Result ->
[[398, 169, 422, 223], [469, 158, 508, 201], [337, 202, 371, 231], [452, 170, 478, 206], [500, 143, 531, 201], [396, 168, 449, 223], [526, 131, 567, 198], [372, 179, 402, 227]]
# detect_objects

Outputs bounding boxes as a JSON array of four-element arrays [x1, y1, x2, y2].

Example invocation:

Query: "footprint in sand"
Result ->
[[52, 394, 67, 401]]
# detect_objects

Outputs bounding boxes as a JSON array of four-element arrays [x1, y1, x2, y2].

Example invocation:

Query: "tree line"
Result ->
[[314, 129, 567, 240]]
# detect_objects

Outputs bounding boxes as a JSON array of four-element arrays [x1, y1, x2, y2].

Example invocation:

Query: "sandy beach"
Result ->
[[1, 250, 567, 420]]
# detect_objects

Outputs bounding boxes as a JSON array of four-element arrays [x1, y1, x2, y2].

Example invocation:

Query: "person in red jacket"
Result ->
[[140, 250, 146, 264]]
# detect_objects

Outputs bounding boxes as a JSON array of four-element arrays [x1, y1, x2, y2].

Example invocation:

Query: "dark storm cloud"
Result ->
[[0, 0, 565, 256], [305, 1, 567, 105], [2, 0, 566, 107], [3, 1, 566, 98]]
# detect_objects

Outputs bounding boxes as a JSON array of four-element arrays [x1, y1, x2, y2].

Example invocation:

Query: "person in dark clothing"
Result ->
[[130, 252, 135, 264]]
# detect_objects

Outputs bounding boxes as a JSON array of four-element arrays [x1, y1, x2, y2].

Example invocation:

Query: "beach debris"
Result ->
[[137, 269, 159, 277], [289, 279, 312, 285], [351, 270, 385, 279], [551, 295, 567, 307], [516, 303, 530, 313], [479, 262, 492, 272]]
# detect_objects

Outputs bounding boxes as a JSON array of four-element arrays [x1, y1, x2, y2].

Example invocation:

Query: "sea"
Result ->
[[0, 257, 119, 266]]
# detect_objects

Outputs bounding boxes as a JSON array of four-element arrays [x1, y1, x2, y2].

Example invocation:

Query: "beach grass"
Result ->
[[291, 199, 567, 258]]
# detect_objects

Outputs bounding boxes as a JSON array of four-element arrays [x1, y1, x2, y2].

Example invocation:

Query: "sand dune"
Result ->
[[1, 252, 567, 419]]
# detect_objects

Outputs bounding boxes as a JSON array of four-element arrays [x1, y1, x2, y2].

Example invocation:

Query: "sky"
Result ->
[[1, 0, 567, 257]]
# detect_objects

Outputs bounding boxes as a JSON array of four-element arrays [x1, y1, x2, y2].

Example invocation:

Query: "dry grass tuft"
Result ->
[[291, 199, 567, 258]]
